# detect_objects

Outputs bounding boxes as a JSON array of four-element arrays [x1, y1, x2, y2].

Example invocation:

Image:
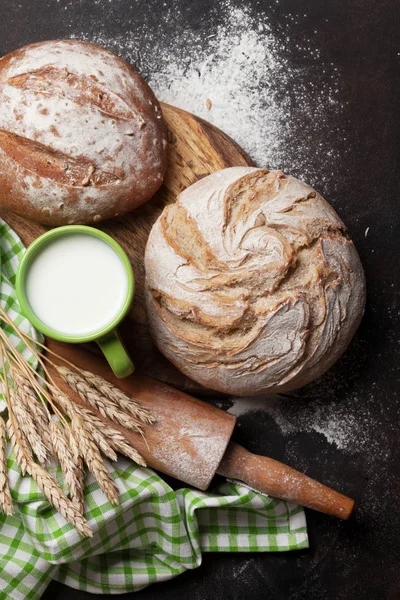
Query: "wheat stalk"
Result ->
[[0, 310, 153, 434], [0, 416, 13, 516], [80, 369, 155, 425], [57, 367, 144, 434], [6, 405, 92, 535], [0, 306, 154, 532], [6, 402, 92, 536], [0, 328, 70, 432], [0, 335, 92, 530]]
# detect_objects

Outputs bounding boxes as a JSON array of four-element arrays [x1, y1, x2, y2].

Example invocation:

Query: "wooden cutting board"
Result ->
[[3, 103, 253, 394]]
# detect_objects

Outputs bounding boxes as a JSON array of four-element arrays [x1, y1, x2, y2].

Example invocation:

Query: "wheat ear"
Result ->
[[71, 453, 85, 514], [12, 390, 49, 464], [72, 455, 85, 514], [6, 415, 32, 475], [54, 392, 146, 466], [52, 392, 118, 502], [29, 462, 92, 537], [7, 412, 92, 536], [58, 367, 144, 433], [0, 416, 13, 515], [50, 421, 84, 512], [64, 428, 85, 514], [71, 414, 120, 506], [78, 407, 146, 467], [80, 369, 155, 425], [2, 345, 90, 534], [14, 375, 54, 456], [53, 392, 118, 462], [80, 424, 118, 462]]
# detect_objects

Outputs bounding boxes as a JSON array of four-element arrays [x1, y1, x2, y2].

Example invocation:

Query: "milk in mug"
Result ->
[[25, 234, 128, 336]]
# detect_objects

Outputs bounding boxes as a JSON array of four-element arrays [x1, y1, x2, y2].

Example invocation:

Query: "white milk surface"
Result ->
[[25, 234, 128, 336]]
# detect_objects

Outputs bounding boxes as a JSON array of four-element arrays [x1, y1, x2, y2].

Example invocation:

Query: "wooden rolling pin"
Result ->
[[48, 341, 355, 520]]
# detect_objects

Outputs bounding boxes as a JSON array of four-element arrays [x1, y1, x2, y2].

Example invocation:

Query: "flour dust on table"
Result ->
[[71, 0, 346, 194], [228, 394, 376, 453]]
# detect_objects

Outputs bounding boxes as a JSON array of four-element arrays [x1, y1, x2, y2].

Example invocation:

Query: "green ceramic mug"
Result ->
[[16, 225, 135, 379]]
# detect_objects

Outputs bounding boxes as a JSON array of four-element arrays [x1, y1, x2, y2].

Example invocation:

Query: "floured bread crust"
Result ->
[[0, 40, 167, 225], [145, 167, 366, 396]]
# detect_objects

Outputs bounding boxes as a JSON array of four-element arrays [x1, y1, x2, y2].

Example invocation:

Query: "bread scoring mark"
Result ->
[[150, 285, 250, 330], [161, 203, 227, 272], [7, 66, 140, 123], [0, 130, 120, 188], [224, 169, 284, 229], [148, 289, 310, 391], [0, 40, 168, 225]]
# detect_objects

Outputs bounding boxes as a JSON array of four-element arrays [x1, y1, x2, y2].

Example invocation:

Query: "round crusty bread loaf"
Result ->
[[145, 167, 366, 396], [0, 40, 168, 225]]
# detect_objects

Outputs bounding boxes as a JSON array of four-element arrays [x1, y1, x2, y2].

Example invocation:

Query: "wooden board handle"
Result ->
[[218, 442, 355, 520]]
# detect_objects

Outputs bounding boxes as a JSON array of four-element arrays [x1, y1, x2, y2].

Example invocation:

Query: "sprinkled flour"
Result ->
[[69, 1, 368, 456], [228, 395, 375, 453], [71, 0, 346, 192]]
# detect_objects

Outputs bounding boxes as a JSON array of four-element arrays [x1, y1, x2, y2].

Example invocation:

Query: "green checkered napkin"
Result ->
[[0, 218, 308, 600], [0, 220, 43, 409]]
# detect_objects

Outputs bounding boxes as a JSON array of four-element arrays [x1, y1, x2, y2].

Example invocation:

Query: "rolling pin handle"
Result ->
[[217, 442, 355, 520]]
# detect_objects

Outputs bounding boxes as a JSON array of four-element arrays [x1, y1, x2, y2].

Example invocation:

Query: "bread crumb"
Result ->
[[206, 98, 212, 110], [365, 226, 370, 238]]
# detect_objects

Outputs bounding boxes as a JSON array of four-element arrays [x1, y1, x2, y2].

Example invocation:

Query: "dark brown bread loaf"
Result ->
[[0, 40, 168, 225]]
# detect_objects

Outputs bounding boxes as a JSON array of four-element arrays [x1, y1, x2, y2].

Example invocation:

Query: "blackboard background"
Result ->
[[1, 1, 399, 599]]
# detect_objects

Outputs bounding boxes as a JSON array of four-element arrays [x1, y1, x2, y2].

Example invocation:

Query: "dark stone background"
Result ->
[[1, 0, 399, 598]]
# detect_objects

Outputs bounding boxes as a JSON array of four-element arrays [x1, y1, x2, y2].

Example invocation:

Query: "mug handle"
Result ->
[[97, 330, 134, 379]]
